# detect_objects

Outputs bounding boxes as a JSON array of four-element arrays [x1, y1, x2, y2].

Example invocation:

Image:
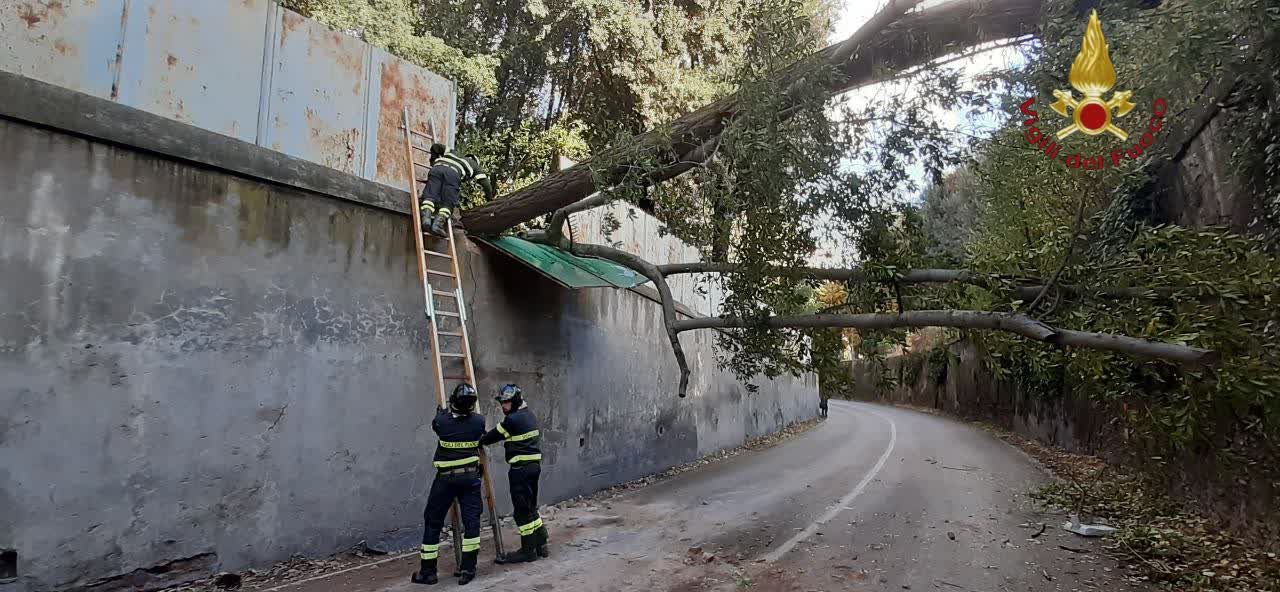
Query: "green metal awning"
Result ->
[[476, 236, 649, 290]]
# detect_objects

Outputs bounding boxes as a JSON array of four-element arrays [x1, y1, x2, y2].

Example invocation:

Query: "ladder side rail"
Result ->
[[444, 219, 507, 556], [403, 107, 463, 567]]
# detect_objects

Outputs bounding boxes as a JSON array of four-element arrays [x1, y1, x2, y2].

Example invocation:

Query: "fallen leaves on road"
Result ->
[[983, 424, 1280, 592]]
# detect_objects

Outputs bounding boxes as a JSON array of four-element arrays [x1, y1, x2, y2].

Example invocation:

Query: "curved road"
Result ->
[[270, 401, 1148, 592]]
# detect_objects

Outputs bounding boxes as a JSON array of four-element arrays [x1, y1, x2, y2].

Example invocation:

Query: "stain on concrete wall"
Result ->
[[0, 118, 816, 591], [0, 0, 454, 190]]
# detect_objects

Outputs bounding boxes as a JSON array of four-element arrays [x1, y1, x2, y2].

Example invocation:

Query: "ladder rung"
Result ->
[[400, 126, 434, 140], [413, 161, 432, 168], [443, 375, 468, 380], [426, 269, 456, 278], [436, 311, 461, 318], [439, 353, 467, 358], [438, 331, 464, 337], [433, 291, 457, 299], [424, 249, 452, 259], [411, 144, 432, 153]]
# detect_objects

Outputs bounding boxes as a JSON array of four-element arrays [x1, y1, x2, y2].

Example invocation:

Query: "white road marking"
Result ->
[[763, 405, 898, 562]]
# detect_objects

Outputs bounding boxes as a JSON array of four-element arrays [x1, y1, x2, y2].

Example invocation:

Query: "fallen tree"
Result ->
[[524, 232, 1220, 398], [462, 0, 1045, 236], [500, 0, 1226, 398]]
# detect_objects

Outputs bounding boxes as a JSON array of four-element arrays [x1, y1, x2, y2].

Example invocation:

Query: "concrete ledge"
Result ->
[[1, 70, 714, 319], [0, 70, 409, 215]]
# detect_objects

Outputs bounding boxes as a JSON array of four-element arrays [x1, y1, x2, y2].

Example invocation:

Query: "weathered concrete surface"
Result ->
[[1153, 111, 1263, 235], [464, 250, 816, 510], [0, 71, 407, 216], [0, 117, 815, 591]]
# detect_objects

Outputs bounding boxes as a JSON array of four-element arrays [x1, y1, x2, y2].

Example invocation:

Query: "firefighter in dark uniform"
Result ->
[[413, 383, 486, 586], [480, 384, 549, 564], [420, 143, 496, 237]]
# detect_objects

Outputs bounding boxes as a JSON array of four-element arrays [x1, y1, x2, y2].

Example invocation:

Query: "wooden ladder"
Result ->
[[400, 108, 507, 564]]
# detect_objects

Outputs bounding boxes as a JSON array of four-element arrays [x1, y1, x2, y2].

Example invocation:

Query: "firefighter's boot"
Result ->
[[457, 550, 478, 585], [495, 534, 538, 564], [429, 212, 449, 237], [419, 203, 437, 237], [411, 558, 438, 585], [535, 525, 549, 558]]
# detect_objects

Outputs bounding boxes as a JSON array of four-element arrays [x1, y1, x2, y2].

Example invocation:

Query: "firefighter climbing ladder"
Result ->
[[400, 108, 507, 564]]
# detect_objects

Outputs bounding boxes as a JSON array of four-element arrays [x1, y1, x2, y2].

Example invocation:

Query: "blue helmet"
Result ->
[[450, 383, 477, 413], [496, 384, 522, 409]]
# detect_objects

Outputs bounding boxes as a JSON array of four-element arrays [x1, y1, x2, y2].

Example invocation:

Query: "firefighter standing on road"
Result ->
[[413, 384, 486, 586], [480, 384, 549, 564], [420, 143, 496, 237]]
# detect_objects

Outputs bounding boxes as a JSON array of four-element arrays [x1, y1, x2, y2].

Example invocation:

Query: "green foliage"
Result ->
[[912, 0, 1280, 478], [459, 119, 590, 200], [282, 0, 499, 95]]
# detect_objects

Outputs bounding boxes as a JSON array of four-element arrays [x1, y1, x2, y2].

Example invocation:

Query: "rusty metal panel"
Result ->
[[370, 47, 454, 191], [261, 9, 369, 176], [114, 0, 269, 142], [0, 0, 126, 99]]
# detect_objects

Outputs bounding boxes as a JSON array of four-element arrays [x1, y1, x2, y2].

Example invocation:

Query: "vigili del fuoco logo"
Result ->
[[1018, 10, 1168, 170]]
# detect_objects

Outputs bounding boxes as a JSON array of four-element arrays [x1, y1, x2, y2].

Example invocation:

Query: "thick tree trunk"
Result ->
[[463, 0, 1045, 235]]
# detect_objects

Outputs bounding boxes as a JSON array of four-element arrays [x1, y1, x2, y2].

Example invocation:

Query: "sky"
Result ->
[[808, 1, 1027, 267]]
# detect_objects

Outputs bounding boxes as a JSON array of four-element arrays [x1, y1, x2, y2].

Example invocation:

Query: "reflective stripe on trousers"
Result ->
[[517, 517, 544, 536]]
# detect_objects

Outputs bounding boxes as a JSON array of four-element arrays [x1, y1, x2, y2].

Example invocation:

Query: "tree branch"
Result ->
[[673, 311, 1219, 366], [523, 224, 1221, 396], [658, 263, 1246, 303], [1026, 193, 1088, 317], [549, 239, 694, 398]]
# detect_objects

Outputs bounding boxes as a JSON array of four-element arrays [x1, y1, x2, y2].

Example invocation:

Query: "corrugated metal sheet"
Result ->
[[370, 47, 454, 191], [115, 0, 270, 142], [0, 0, 455, 187], [261, 8, 370, 175], [477, 237, 648, 290], [0, 0, 126, 99]]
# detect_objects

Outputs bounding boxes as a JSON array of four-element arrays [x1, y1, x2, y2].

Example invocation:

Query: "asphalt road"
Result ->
[[254, 401, 1148, 592]]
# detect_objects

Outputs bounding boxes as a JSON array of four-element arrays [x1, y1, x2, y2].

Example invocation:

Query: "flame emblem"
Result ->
[[1050, 10, 1135, 140]]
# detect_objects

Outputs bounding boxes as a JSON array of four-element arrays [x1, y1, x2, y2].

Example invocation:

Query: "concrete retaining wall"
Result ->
[[0, 0, 456, 191], [0, 115, 816, 590]]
